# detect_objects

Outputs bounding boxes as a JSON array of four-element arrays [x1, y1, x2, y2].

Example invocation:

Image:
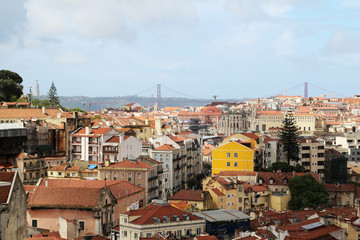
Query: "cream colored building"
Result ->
[[257, 111, 315, 134], [114, 200, 205, 240]]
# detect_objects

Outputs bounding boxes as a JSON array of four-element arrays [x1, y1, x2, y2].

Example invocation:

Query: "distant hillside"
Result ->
[[35, 96, 246, 111]]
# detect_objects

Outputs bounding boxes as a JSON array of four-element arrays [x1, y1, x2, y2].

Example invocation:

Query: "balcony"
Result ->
[[148, 176, 158, 181]]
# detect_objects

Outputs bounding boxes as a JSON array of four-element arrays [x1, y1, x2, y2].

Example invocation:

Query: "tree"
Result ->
[[265, 162, 304, 173], [279, 113, 301, 165], [288, 174, 329, 210], [48, 81, 60, 107], [0, 70, 23, 101], [186, 173, 206, 190]]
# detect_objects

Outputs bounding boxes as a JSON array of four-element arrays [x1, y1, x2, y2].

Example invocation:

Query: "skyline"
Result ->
[[1, 0, 360, 99]]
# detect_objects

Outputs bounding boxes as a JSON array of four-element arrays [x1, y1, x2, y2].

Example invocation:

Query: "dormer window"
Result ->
[[283, 179, 288, 184], [269, 179, 274, 184], [259, 179, 263, 184]]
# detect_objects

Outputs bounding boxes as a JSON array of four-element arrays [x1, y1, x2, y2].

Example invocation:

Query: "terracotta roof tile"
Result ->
[[0, 172, 15, 204], [154, 144, 175, 151], [104, 160, 152, 169], [125, 203, 202, 225], [169, 190, 205, 201], [28, 186, 102, 208]]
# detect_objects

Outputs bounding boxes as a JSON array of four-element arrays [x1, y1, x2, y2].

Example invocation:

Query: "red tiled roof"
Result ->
[[324, 183, 355, 192], [169, 190, 205, 201], [210, 188, 225, 196], [258, 172, 293, 185], [38, 179, 144, 200], [28, 186, 102, 208], [0, 172, 15, 204], [241, 133, 259, 140], [194, 236, 218, 240], [217, 171, 257, 177], [0, 108, 61, 119], [104, 160, 152, 169], [154, 144, 175, 151], [125, 203, 202, 225], [74, 127, 112, 135]]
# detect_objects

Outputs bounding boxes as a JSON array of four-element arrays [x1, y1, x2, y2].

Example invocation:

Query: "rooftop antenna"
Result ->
[[213, 95, 218, 101]]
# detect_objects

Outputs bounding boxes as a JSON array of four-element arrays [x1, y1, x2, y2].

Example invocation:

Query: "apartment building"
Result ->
[[299, 137, 325, 178], [98, 159, 162, 203]]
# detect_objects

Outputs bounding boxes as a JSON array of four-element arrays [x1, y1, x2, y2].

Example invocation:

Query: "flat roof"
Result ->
[[193, 209, 250, 222]]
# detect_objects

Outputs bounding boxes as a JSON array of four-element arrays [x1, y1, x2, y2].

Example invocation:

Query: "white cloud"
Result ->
[[22, 0, 198, 44], [52, 51, 87, 65], [275, 31, 297, 57]]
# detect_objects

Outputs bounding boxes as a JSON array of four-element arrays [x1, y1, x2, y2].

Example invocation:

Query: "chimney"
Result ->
[[42, 107, 45, 114], [85, 127, 90, 135], [45, 180, 48, 187], [145, 117, 149, 125], [119, 134, 124, 144]]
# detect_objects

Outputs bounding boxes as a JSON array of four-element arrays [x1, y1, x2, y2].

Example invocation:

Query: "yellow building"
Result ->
[[203, 176, 246, 211], [269, 191, 291, 212], [212, 141, 254, 175]]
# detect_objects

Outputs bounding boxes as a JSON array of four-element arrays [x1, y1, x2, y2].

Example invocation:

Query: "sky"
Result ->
[[1, 0, 360, 99]]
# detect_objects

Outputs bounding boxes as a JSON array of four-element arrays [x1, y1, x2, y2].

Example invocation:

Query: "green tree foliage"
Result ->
[[32, 98, 52, 108], [288, 174, 329, 210], [67, 107, 87, 114], [265, 162, 304, 172], [48, 81, 60, 107], [186, 173, 206, 190], [279, 113, 301, 165], [0, 70, 23, 101]]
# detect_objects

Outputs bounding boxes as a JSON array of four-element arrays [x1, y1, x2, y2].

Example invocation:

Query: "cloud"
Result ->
[[22, 0, 198, 44], [275, 31, 297, 57], [0, 0, 27, 42], [52, 51, 87, 65]]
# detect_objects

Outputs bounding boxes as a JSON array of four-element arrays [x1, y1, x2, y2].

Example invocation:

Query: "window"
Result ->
[[227, 194, 230, 199], [259, 179, 263, 184], [128, 173, 132, 181], [114, 172, 117, 180], [227, 202, 230, 207], [269, 179, 273, 184], [104, 172, 108, 179], [227, 162, 230, 167], [227, 153, 231, 158], [79, 221, 85, 230], [147, 233, 151, 237], [121, 172, 125, 178], [123, 231, 127, 237], [234, 162, 238, 167], [234, 153, 238, 158], [137, 173, 141, 179], [197, 228, 201, 235], [220, 198, 223, 202], [50, 172, 53, 176], [58, 172, 61, 176], [177, 230, 182, 237], [67, 173, 70, 177], [32, 219, 37, 228], [239, 187, 242, 192], [231, 194, 234, 198]]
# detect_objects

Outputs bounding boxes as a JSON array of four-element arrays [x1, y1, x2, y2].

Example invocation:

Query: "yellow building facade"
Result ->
[[212, 141, 254, 175]]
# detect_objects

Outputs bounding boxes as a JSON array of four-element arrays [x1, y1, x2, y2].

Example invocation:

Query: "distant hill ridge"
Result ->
[[35, 95, 246, 111]]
